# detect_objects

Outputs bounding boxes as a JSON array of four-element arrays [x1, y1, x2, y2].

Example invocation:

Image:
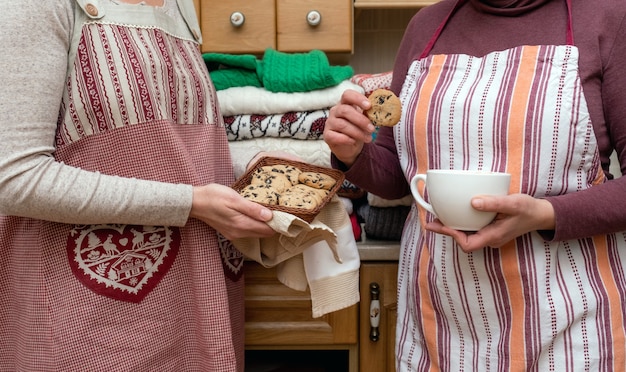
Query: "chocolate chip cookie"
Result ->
[[365, 88, 401, 127]]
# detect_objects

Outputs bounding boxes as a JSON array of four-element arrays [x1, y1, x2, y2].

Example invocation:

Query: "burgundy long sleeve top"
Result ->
[[338, 0, 626, 241]]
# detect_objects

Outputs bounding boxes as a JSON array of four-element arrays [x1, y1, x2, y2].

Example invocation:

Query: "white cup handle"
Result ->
[[410, 174, 436, 216]]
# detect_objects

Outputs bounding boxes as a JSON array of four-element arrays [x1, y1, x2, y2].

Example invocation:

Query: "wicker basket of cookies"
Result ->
[[232, 156, 345, 223]]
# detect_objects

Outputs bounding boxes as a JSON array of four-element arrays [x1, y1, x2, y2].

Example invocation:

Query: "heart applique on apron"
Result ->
[[67, 224, 180, 302]]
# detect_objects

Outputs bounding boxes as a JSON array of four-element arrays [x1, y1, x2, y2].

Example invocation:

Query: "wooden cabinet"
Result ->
[[244, 261, 358, 346], [359, 262, 399, 372], [198, 0, 353, 54], [243, 248, 400, 371], [244, 261, 359, 371]]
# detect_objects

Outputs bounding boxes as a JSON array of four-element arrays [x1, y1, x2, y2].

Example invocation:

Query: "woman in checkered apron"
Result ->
[[0, 0, 275, 370]]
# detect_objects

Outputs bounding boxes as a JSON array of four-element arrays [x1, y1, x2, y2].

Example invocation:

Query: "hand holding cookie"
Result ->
[[365, 88, 402, 127]]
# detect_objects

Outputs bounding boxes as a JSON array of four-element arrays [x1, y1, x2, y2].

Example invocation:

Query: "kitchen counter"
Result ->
[[357, 239, 400, 261]]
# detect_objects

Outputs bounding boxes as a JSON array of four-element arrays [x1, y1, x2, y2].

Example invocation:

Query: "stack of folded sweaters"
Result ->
[[205, 49, 410, 242]]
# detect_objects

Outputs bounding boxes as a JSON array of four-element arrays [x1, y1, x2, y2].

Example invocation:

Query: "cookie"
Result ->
[[239, 184, 280, 205], [291, 184, 329, 201], [250, 169, 292, 193], [365, 88, 401, 127], [298, 171, 337, 191], [289, 184, 328, 204], [259, 164, 302, 186], [279, 187, 321, 210]]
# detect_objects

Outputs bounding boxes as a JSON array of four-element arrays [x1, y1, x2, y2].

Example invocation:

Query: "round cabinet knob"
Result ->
[[230, 11, 245, 27], [306, 10, 321, 26]]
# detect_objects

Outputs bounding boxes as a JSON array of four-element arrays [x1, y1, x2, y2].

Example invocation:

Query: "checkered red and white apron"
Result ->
[[395, 0, 626, 370], [0, 1, 245, 370]]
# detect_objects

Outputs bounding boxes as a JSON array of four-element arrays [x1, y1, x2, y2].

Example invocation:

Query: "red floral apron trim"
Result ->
[[67, 224, 180, 302]]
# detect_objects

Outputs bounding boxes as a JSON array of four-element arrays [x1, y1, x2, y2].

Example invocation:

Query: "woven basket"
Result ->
[[232, 157, 345, 223]]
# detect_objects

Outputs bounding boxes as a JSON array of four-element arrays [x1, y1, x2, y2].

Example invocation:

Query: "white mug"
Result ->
[[410, 169, 511, 231]]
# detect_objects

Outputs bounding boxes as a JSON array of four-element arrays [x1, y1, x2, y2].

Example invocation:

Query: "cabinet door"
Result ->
[[276, 0, 353, 52], [359, 263, 398, 372], [244, 261, 358, 346], [199, 0, 276, 53]]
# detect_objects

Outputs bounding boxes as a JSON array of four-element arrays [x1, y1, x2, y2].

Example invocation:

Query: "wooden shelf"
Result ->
[[354, 0, 437, 8]]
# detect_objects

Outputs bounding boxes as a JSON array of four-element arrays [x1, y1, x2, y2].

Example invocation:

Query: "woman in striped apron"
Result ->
[[324, 0, 626, 370]]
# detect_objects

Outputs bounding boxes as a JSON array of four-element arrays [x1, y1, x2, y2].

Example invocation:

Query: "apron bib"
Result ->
[[54, 0, 242, 303], [395, 0, 626, 370]]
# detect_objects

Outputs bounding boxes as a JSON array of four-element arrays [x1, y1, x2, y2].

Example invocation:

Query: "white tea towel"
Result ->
[[232, 197, 360, 317]]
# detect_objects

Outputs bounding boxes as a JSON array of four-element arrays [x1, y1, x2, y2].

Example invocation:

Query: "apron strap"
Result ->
[[419, 0, 468, 59], [419, 0, 574, 59], [176, 0, 203, 44], [565, 0, 574, 45]]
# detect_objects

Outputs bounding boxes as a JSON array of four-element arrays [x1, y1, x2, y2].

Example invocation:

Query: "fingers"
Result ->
[[472, 194, 555, 230], [471, 195, 513, 213], [327, 105, 376, 142], [471, 194, 532, 216], [221, 219, 276, 240], [328, 90, 375, 135], [426, 196, 520, 251], [425, 194, 556, 252], [215, 203, 276, 240], [190, 184, 276, 240], [339, 88, 371, 108], [223, 197, 275, 239], [324, 90, 376, 166], [239, 198, 273, 222], [425, 220, 507, 252]]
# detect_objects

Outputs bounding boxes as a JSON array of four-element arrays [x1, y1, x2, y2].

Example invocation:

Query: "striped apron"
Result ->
[[395, 0, 626, 370]]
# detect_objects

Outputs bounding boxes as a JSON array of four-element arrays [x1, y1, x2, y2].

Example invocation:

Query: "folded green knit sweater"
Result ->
[[203, 48, 354, 93]]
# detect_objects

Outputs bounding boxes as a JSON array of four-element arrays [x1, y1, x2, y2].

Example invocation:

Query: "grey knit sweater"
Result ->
[[0, 0, 193, 226]]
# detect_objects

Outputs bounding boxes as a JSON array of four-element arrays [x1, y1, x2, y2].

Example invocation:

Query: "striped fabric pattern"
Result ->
[[395, 45, 626, 371], [58, 20, 220, 146]]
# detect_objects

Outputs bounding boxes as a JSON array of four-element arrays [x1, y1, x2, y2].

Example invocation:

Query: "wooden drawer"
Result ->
[[198, 0, 352, 54], [276, 0, 353, 53], [199, 0, 276, 53], [244, 261, 358, 346]]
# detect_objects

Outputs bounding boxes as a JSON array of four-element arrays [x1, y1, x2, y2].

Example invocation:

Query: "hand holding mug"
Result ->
[[410, 169, 511, 231]]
